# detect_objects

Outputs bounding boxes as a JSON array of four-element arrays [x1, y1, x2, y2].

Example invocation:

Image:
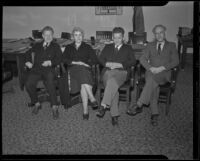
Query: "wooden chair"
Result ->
[[96, 31, 112, 41], [177, 27, 193, 70], [135, 63, 179, 115], [96, 64, 136, 106], [32, 30, 42, 39], [61, 32, 71, 39], [128, 32, 147, 44]]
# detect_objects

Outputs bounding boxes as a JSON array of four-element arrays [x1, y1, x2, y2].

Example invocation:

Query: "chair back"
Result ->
[[96, 31, 112, 41], [128, 32, 147, 44], [61, 32, 71, 39], [178, 27, 192, 37], [32, 30, 43, 39]]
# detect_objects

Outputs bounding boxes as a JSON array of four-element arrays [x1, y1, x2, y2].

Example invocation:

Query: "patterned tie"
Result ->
[[157, 43, 161, 55]]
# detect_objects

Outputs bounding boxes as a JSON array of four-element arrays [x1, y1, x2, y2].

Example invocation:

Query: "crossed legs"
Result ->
[[80, 84, 97, 115]]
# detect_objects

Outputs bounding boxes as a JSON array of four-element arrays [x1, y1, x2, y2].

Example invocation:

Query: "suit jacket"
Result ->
[[62, 41, 98, 67], [25, 40, 62, 70], [99, 43, 136, 78], [140, 40, 179, 84]]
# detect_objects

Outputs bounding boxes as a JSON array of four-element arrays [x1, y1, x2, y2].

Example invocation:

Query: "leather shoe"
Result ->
[[28, 102, 35, 108], [151, 114, 159, 126], [90, 100, 98, 110], [83, 113, 89, 120], [126, 104, 143, 116], [32, 104, 41, 115], [112, 116, 119, 126], [52, 107, 59, 120], [96, 105, 107, 118]]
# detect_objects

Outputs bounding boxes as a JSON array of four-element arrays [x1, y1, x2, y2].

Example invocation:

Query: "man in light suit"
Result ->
[[127, 24, 179, 126]]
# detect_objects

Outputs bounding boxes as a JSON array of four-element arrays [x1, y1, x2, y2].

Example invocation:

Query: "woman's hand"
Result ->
[[42, 60, 52, 67], [25, 62, 33, 69], [72, 61, 90, 67]]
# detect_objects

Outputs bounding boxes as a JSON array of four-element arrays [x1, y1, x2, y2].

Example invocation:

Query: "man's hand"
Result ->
[[113, 62, 123, 69], [105, 62, 113, 68], [106, 62, 123, 69], [25, 62, 33, 69], [42, 60, 52, 67], [150, 66, 166, 74], [72, 61, 90, 67]]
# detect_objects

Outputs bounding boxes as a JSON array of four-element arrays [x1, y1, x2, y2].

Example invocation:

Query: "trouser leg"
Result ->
[[58, 72, 71, 105], [25, 72, 42, 104], [101, 78, 119, 106], [138, 75, 159, 106], [110, 91, 119, 117], [150, 86, 160, 115], [43, 71, 58, 106]]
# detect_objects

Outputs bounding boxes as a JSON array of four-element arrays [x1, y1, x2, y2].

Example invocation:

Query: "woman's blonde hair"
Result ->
[[72, 27, 84, 37]]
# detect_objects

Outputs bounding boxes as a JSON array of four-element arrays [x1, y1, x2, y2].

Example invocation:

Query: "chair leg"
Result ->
[[136, 86, 142, 102], [97, 87, 101, 106], [126, 88, 129, 106], [165, 92, 171, 116]]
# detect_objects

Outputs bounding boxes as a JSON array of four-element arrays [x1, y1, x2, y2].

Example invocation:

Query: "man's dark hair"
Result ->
[[41, 26, 54, 34], [112, 27, 125, 36]]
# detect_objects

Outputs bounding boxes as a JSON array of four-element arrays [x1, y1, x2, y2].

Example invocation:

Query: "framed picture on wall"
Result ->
[[95, 6, 123, 15]]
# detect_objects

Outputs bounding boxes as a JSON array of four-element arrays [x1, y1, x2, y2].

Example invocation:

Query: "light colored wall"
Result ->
[[3, 2, 193, 45]]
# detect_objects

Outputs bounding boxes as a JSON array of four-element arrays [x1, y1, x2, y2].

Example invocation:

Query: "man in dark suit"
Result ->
[[96, 27, 136, 126], [127, 24, 179, 126], [25, 26, 63, 120]]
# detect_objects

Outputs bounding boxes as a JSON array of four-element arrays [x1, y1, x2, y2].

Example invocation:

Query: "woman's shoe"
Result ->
[[83, 113, 89, 120], [90, 100, 98, 110]]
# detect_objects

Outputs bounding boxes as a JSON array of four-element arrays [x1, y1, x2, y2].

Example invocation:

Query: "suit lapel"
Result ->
[[161, 40, 169, 55]]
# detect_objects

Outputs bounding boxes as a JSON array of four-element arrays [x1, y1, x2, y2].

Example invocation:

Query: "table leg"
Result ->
[[16, 54, 27, 90], [181, 46, 187, 70], [177, 40, 181, 60]]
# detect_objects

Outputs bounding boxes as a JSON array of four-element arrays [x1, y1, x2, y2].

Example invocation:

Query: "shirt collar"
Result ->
[[43, 41, 51, 47], [157, 41, 165, 46], [115, 43, 123, 50]]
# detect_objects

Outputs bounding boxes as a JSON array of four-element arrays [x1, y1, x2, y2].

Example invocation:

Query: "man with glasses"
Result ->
[[127, 24, 179, 126]]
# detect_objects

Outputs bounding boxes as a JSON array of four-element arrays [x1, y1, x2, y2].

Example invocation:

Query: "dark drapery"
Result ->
[[132, 6, 145, 34]]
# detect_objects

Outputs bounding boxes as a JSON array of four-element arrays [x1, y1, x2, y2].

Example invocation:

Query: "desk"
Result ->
[[3, 38, 145, 90], [177, 35, 193, 70]]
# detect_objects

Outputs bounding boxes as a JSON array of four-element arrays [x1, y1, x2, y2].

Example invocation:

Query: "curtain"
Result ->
[[132, 6, 145, 34]]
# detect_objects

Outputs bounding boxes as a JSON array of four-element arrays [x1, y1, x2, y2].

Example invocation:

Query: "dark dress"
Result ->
[[62, 42, 98, 94]]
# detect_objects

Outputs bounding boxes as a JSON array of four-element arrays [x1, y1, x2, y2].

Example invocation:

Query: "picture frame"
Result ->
[[95, 6, 123, 15]]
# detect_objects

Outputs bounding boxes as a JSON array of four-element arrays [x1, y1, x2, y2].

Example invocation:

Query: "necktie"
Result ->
[[44, 42, 49, 50], [114, 45, 119, 53], [157, 43, 161, 55]]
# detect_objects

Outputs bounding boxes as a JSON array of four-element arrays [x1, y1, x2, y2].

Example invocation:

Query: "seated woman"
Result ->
[[62, 27, 99, 120]]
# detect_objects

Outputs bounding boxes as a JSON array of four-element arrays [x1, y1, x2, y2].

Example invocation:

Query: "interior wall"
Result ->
[[3, 2, 193, 45]]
